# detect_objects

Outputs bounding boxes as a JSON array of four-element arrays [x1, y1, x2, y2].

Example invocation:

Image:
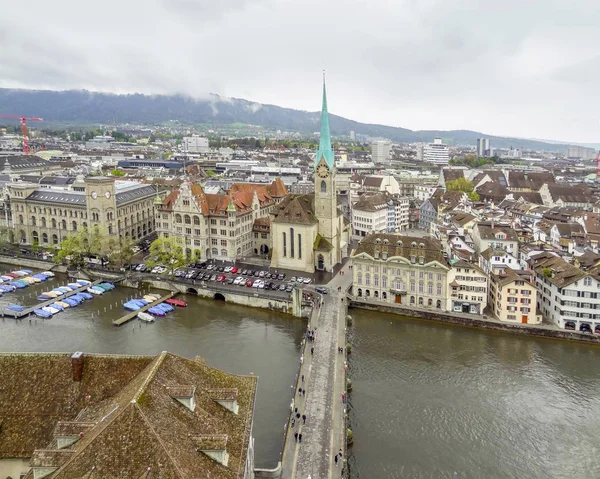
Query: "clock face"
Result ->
[[105, 191, 111, 199], [316, 164, 329, 179], [91, 191, 98, 200]]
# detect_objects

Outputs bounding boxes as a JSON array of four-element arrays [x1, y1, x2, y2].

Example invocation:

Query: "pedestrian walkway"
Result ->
[[281, 263, 353, 478]]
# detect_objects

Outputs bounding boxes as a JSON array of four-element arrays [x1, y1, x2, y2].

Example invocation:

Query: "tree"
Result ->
[[54, 231, 87, 269], [446, 178, 480, 202], [110, 169, 125, 177], [145, 237, 186, 275], [116, 237, 136, 267]]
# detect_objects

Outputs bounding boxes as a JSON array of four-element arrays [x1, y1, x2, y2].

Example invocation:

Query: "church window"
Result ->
[[290, 228, 295, 258], [321, 180, 326, 195], [283, 232, 287, 257], [298, 234, 302, 259]]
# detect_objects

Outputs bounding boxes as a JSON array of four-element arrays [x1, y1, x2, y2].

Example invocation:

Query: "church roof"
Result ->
[[314, 75, 335, 171], [271, 194, 319, 225]]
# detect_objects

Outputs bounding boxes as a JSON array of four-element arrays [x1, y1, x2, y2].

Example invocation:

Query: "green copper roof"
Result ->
[[153, 194, 163, 206], [226, 194, 236, 212], [315, 74, 335, 171]]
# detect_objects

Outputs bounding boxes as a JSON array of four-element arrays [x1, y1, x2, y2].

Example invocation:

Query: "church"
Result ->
[[270, 78, 350, 273]]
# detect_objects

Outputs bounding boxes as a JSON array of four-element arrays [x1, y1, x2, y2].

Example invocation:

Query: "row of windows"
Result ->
[[282, 229, 302, 259]]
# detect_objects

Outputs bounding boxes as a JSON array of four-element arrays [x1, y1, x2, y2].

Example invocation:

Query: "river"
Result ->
[[347, 309, 600, 479], [0, 268, 305, 468]]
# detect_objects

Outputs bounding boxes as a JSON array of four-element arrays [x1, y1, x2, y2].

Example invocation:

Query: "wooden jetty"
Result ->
[[112, 292, 176, 326]]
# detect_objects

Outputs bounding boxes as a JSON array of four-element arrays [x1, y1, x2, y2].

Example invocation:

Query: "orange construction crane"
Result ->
[[0, 115, 43, 154]]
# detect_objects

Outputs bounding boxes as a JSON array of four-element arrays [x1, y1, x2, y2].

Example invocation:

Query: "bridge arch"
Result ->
[[214, 293, 226, 301], [186, 287, 198, 295]]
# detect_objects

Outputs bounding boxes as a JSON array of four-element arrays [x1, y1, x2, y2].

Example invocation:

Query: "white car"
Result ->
[[258, 280, 265, 289], [224, 266, 232, 273], [157, 266, 167, 274], [132, 246, 141, 253], [253, 280, 261, 288], [233, 276, 243, 285], [303, 278, 312, 284], [150, 266, 161, 274]]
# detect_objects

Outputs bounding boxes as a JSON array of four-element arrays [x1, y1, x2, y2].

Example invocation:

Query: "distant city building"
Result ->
[[371, 140, 392, 163], [422, 138, 449, 165], [567, 145, 596, 160], [183, 135, 209, 153], [351, 192, 408, 237], [85, 135, 114, 150], [477, 138, 491, 157]]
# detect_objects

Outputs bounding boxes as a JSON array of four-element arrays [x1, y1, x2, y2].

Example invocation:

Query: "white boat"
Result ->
[[137, 312, 155, 323], [41, 271, 55, 277], [87, 287, 102, 295], [42, 306, 59, 315]]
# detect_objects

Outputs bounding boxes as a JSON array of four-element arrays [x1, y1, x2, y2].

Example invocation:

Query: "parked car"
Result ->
[[209, 274, 217, 281], [190, 271, 201, 279], [285, 285, 293, 292], [259, 271, 265, 278], [241, 269, 248, 275], [231, 267, 238, 274], [217, 274, 226, 282], [138, 264, 147, 272], [290, 276, 296, 283], [316, 287, 328, 294], [278, 273, 285, 280], [303, 278, 312, 284], [226, 278, 234, 284], [224, 266, 232, 273], [279, 284, 286, 291], [207, 264, 215, 270], [252, 280, 261, 288], [233, 276, 243, 285], [246, 280, 254, 287]]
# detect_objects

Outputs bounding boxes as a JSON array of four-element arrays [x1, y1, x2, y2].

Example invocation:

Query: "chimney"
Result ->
[[71, 352, 84, 382]]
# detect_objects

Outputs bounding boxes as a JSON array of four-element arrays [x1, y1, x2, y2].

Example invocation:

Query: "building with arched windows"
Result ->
[[8, 177, 157, 247], [270, 78, 350, 273], [154, 179, 288, 262]]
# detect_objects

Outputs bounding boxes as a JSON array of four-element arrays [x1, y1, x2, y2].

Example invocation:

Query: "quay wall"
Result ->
[[122, 278, 295, 316], [0, 255, 65, 273], [350, 300, 600, 345]]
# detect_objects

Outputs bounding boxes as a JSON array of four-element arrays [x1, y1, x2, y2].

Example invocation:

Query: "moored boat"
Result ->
[[166, 298, 187, 307], [137, 312, 155, 323], [34, 309, 52, 318]]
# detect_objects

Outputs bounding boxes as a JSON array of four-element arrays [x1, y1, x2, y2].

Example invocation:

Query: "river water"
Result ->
[[0, 268, 305, 468], [2, 266, 600, 477], [347, 309, 600, 479]]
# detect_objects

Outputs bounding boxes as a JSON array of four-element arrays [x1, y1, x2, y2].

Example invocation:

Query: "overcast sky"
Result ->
[[1, 0, 599, 143]]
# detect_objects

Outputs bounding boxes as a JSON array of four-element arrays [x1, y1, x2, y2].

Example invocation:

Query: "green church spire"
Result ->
[[315, 71, 335, 171]]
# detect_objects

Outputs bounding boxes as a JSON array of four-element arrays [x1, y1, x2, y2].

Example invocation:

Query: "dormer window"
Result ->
[[411, 242, 417, 248], [419, 243, 424, 249], [166, 385, 196, 412], [207, 388, 239, 414], [192, 435, 229, 467], [397, 241, 403, 247]]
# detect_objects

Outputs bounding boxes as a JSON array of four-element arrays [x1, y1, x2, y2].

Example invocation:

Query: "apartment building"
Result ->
[[489, 268, 539, 324], [351, 233, 450, 309], [155, 179, 287, 262], [471, 222, 519, 255], [447, 260, 488, 314], [351, 192, 408, 236], [530, 252, 600, 331]]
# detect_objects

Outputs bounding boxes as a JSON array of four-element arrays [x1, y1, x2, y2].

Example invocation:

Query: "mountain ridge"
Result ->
[[0, 88, 573, 152]]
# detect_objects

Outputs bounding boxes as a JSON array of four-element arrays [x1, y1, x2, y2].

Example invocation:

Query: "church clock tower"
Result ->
[[314, 74, 338, 253]]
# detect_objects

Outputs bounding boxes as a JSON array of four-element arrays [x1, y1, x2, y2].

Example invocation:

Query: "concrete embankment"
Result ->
[[350, 300, 600, 345], [0, 255, 66, 273], [121, 278, 296, 316]]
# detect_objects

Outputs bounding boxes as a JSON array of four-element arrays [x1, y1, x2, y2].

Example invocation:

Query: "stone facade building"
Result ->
[[351, 233, 450, 309], [155, 179, 287, 261], [8, 176, 157, 246]]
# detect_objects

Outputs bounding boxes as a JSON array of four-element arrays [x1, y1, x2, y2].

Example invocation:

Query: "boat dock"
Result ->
[[3, 280, 103, 319], [112, 292, 176, 326]]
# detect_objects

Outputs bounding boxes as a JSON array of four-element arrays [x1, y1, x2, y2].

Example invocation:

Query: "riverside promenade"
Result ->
[[281, 263, 352, 478]]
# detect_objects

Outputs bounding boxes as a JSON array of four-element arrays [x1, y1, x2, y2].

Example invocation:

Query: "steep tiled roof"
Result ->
[[271, 194, 319, 225], [515, 192, 543, 204], [353, 192, 389, 212], [253, 217, 270, 232], [476, 182, 509, 201], [353, 233, 446, 265], [268, 178, 288, 197], [447, 211, 476, 226], [492, 267, 535, 287], [0, 353, 153, 459], [530, 253, 589, 287], [475, 222, 519, 241], [547, 184, 592, 203], [18, 352, 257, 479], [363, 176, 384, 187], [508, 171, 555, 190], [554, 222, 584, 237]]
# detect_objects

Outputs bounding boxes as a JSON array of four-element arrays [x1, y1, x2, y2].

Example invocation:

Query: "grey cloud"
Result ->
[[1, 0, 600, 142]]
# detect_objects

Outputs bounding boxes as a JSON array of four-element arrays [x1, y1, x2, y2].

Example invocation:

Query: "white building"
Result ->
[[183, 135, 209, 153], [531, 252, 600, 332], [351, 192, 408, 237], [372, 140, 392, 163], [568, 145, 596, 160], [414, 183, 437, 201], [422, 138, 449, 165], [477, 138, 491, 157]]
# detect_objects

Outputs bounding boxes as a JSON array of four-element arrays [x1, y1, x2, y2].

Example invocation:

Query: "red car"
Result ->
[[231, 267, 238, 274], [216, 274, 226, 282], [246, 280, 254, 287]]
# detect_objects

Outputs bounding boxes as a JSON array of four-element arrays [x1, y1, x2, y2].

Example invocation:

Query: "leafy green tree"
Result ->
[[116, 237, 136, 267], [446, 178, 480, 202], [110, 169, 125, 177], [54, 232, 87, 268], [145, 237, 186, 275]]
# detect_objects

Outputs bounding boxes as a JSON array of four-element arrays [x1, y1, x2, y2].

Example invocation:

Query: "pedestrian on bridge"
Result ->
[[298, 433, 302, 443], [335, 455, 338, 466], [294, 432, 298, 442], [302, 414, 306, 424], [302, 374, 305, 383]]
